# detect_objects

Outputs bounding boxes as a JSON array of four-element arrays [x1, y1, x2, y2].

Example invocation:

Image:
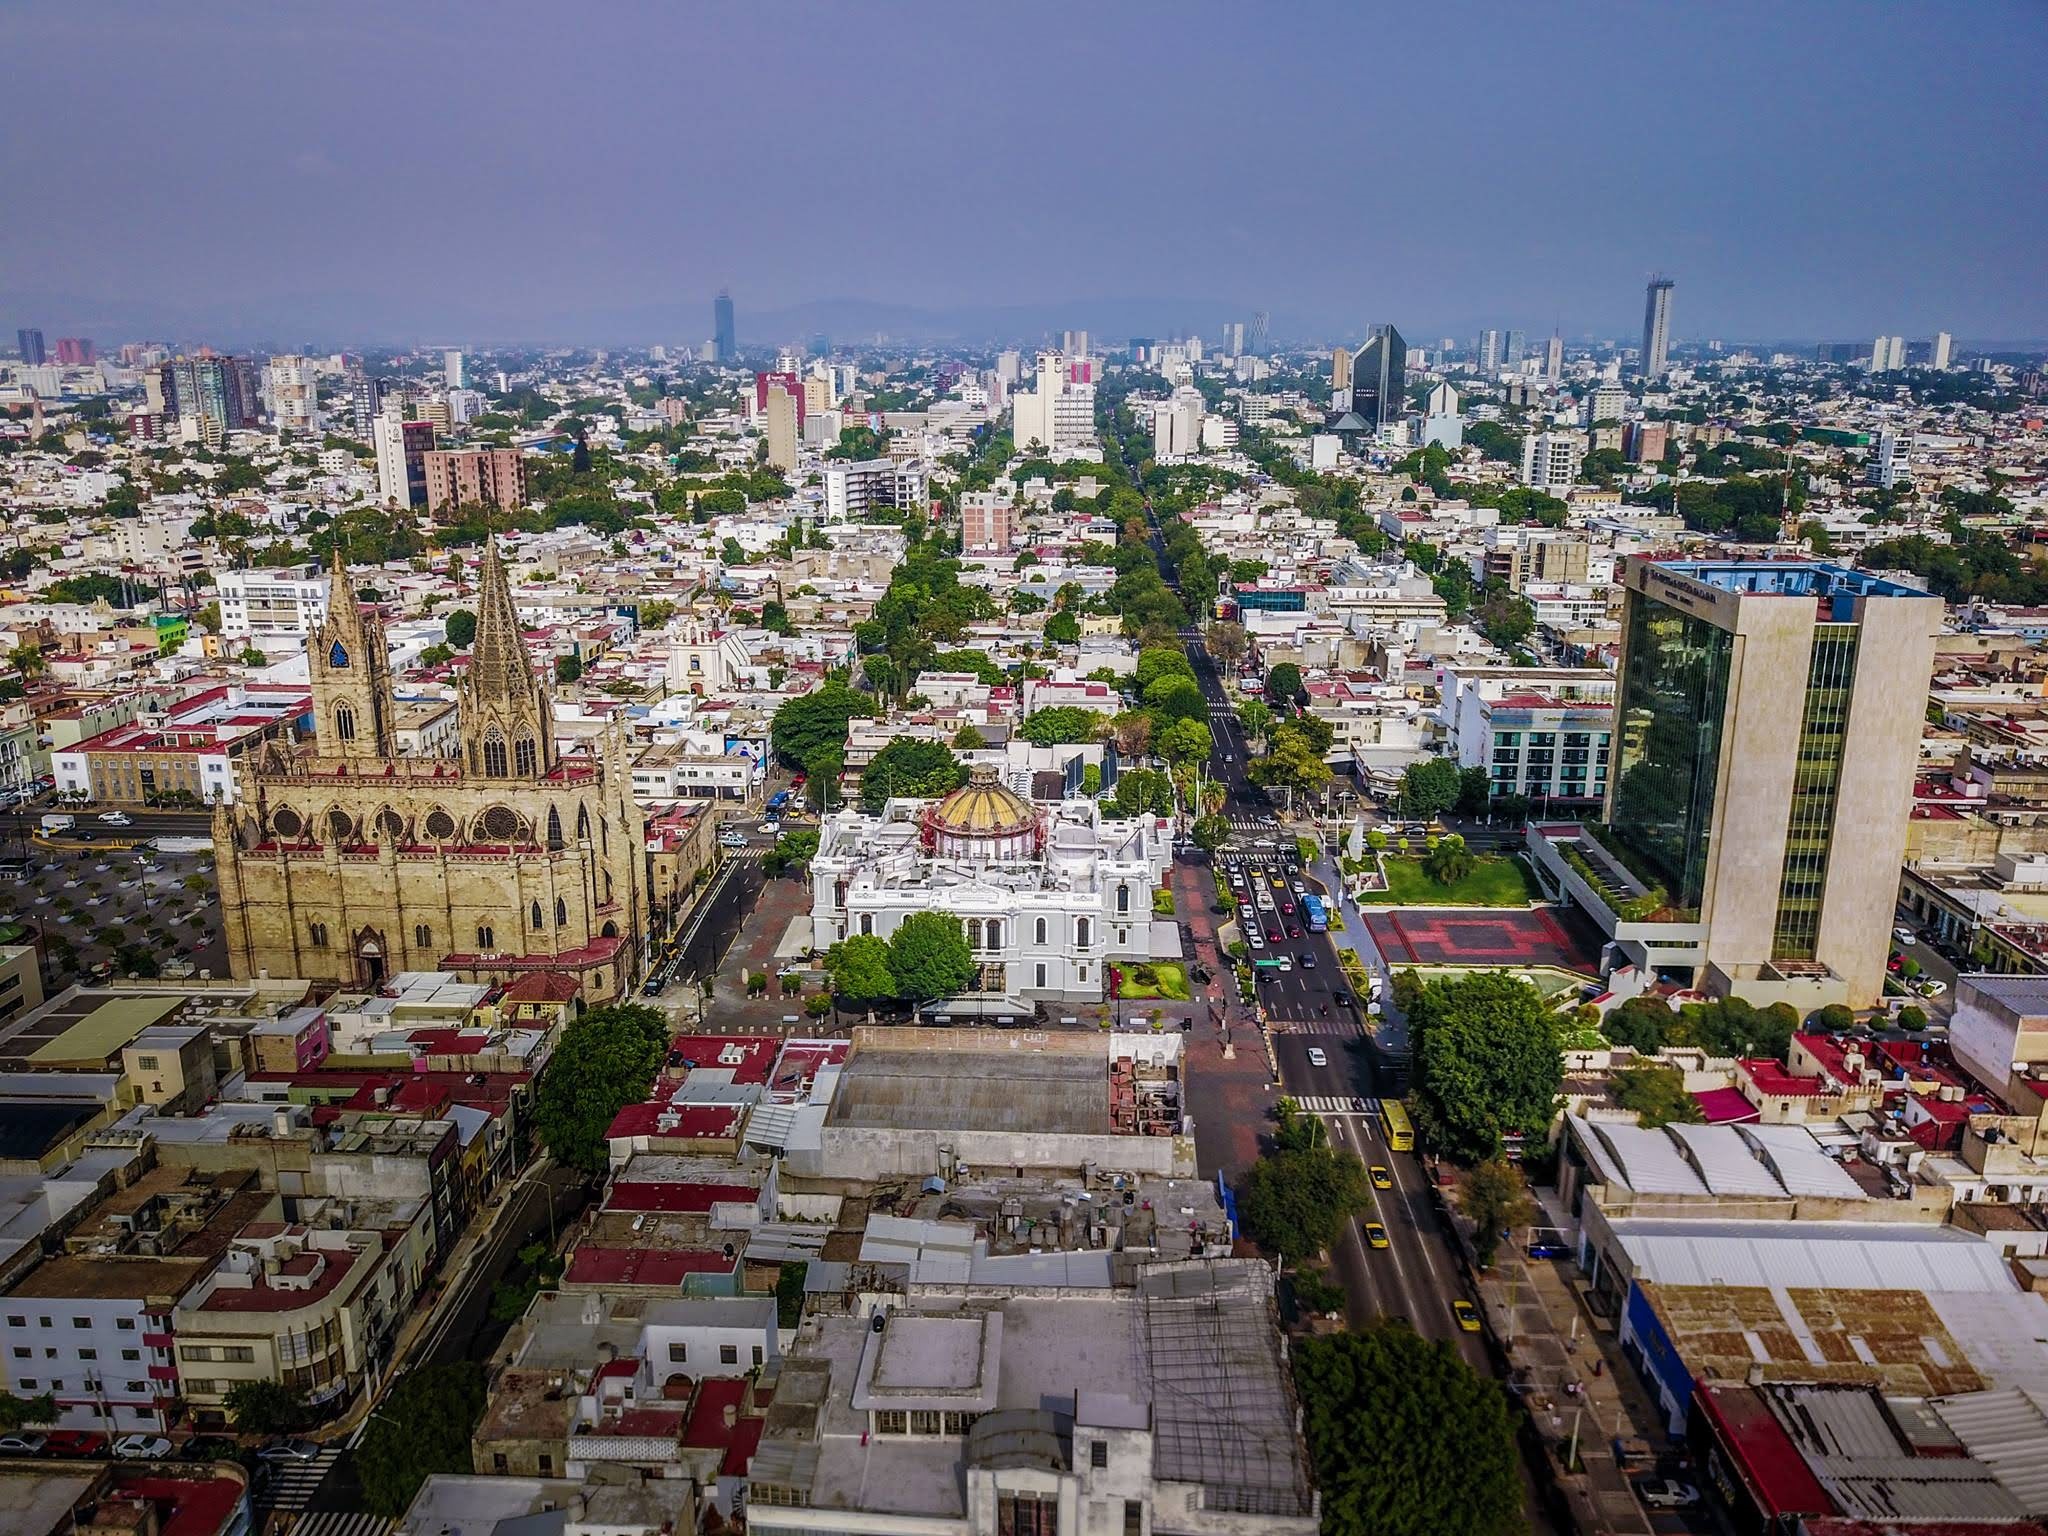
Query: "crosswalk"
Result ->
[[1295, 1095, 1376, 1116], [291, 1514, 394, 1536], [257, 1446, 342, 1514], [1271, 1016, 1365, 1038]]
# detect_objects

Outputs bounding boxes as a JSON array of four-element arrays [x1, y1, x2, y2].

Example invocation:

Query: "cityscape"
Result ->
[[3, 6, 2048, 1536]]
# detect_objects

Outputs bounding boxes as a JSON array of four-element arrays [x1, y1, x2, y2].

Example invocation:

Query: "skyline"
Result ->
[[5, 0, 2047, 347]]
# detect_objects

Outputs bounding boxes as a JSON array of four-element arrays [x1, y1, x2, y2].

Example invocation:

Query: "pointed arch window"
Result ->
[[482, 730, 507, 778], [333, 703, 356, 743], [576, 805, 591, 840], [1035, 917, 1048, 945], [546, 808, 564, 847], [530, 900, 543, 931], [514, 734, 537, 777], [555, 897, 568, 928], [1076, 917, 1092, 948], [477, 925, 495, 950]]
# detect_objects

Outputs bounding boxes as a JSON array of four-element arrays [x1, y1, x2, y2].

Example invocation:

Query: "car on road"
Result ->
[[1894, 926, 1917, 944], [1636, 1479, 1699, 1509], [1246, 929, 1263, 949], [1291, 881, 1306, 894], [1453, 1300, 1482, 1333], [1332, 990, 1351, 1009], [1287, 923, 1301, 939], [257, 1439, 322, 1464], [1920, 978, 1947, 996], [1369, 1165, 1391, 1189], [1363, 1221, 1389, 1249], [1306, 1047, 1328, 1067], [42, 1431, 106, 1458], [112, 1435, 172, 1460], [758, 821, 781, 835], [718, 832, 748, 848], [1297, 952, 1315, 969], [97, 811, 132, 826], [0, 1433, 48, 1455], [1279, 899, 1294, 915]]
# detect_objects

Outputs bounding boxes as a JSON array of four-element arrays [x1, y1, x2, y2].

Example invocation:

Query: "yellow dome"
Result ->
[[932, 765, 1036, 837]]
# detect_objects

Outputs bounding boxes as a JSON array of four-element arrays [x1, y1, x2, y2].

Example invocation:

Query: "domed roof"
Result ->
[[931, 764, 1036, 838]]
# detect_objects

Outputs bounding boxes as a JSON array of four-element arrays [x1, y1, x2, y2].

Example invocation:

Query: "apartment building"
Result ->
[[822, 458, 928, 522], [1439, 665, 1615, 806], [214, 566, 330, 641], [422, 448, 528, 518], [960, 492, 1014, 553]]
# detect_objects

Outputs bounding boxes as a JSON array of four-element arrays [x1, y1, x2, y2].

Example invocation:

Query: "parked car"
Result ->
[[257, 1439, 322, 1464], [112, 1435, 172, 1460], [97, 810, 132, 826], [0, 1433, 48, 1455], [1636, 1479, 1699, 1509], [1894, 926, 1917, 944], [41, 1431, 106, 1458]]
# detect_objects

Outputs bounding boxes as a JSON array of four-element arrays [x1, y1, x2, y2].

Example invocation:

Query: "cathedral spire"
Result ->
[[468, 538, 537, 701], [308, 546, 394, 759], [460, 538, 557, 779]]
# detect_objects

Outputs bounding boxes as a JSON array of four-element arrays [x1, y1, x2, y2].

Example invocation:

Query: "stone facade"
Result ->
[[215, 546, 647, 1004]]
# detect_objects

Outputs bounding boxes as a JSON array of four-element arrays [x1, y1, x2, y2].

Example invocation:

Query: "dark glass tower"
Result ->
[[1352, 324, 1407, 432], [713, 291, 737, 364]]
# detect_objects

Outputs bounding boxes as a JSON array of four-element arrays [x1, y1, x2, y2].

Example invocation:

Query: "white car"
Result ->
[[1246, 929, 1264, 950], [758, 822, 781, 835], [112, 1434, 172, 1460], [1920, 978, 1947, 997], [1894, 926, 1917, 945], [98, 810, 132, 826], [1636, 1479, 1698, 1509], [1306, 1047, 1328, 1068]]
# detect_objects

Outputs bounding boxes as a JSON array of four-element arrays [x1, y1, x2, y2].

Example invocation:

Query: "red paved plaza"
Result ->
[[1364, 904, 1603, 974]]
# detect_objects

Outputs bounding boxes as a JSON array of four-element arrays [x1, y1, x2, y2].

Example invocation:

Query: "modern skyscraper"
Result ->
[[158, 356, 260, 441], [443, 349, 466, 389], [1604, 558, 1941, 1007], [713, 291, 737, 364], [763, 381, 800, 473], [1477, 329, 1503, 374], [1330, 345, 1352, 394], [1640, 277, 1674, 378], [16, 328, 45, 365], [1350, 324, 1407, 433], [349, 371, 387, 436], [1505, 330, 1527, 368], [1870, 335, 1906, 373], [373, 413, 435, 507], [54, 337, 95, 366], [265, 354, 322, 435], [1544, 334, 1564, 384], [1931, 331, 1953, 371]]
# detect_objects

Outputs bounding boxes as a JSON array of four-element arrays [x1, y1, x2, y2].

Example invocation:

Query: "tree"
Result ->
[[357, 1362, 487, 1516], [1421, 833, 1474, 887], [1142, 673, 1206, 725], [532, 1003, 669, 1173], [1018, 706, 1105, 746], [860, 738, 966, 812], [1476, 590, 1536, 651], [444, 608, 478, 648], [1408, 973, 1562, 1162], [887, 912, 975, 1002], [193, 600, 222, 635], [554, 653, 582, 684], [223, 1379, 311, 1434], [952, 723, 986, 750], [1295, 1326, 1521, 1536], [1397, 757, 1461, 821], [1808, 1003, 1855, 1033], [825, 935, 897, 1017], [1203, 620, 1248, 669], [1156, 716, 1212, 768], [1248, 727, 1331, 803], [1192, 813, 1232, 853], [1110, 711, 1154, 758], [1264, 661, 1303, 708], [1603, 995, 1674, 1053], [638, 598, 677, 629], [1234, 698, 1274, 749], [1612, 1063, 1704, 1128], [0, 1391, 57, 1433], [1898, 1005, 1928, 1031], [7, 644, 46, 680], [1454, 765, 1491, 817], [1460, 1158, 1535, 1269], [1237, 1145, 1371, 1261], [771, 683, 875, 767], [1044, 609, 1081, 645]]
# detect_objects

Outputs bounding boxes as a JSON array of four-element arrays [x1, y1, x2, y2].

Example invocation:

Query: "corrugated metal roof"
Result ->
[[1932, 1387, 2048, 1515], [1619, 1227, 2014, 1292], [1669, 1123, 1786, 1196], [1740, 1123, 1870, 1199], [1593, 1121, 1711, 1195]]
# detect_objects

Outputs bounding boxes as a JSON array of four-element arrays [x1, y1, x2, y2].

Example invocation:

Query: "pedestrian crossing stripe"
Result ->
[[1296, 1095, 1375, 1115], [1270, 1017, 1365, 1038], [292, 1513, 395, 1536], [256, 1447, 342, 1512]]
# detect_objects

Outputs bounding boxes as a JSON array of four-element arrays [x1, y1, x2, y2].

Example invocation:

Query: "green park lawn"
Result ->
[[1118, 961, 1191, 1001], [1361, 855, 1539, 907]]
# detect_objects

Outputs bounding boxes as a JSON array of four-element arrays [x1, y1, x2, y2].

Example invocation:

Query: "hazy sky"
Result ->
[[6, 1, 2044, 347]]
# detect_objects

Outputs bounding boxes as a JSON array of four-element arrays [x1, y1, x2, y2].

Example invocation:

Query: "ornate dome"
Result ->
[[924, 765, 1042, 860]]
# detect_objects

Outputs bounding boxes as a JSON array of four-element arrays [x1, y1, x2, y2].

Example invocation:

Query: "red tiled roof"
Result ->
[[1692, 1087, 1761, 1124], [564, 1247, 738, 1287], [1696, 1384, 1833, 1519], [666, 1034, 778, 1085], [1739, 1058, 1830, 1098], [605, 1100, 746, 1142], [606, 1181, 760, 1215], [502, 971, 583, 1003]]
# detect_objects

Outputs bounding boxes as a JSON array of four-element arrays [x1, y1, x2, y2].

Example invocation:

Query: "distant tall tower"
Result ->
[[1351, 324, 1408, 433], [1477, 329, 1503, 373], [1641, 276, 1674, 378], [1931, 331, 1953, 371], [443, 349, 466, 389], [1249, 311, 1269, 354], [16, 329, 45, 365], [713, 291, 737, 364], [1331, 346, 1352, 392], [1544, 334, 1564, 384]]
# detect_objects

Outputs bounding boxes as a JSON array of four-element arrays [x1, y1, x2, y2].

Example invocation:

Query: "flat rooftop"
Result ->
[[826, 1029, 1110, 1137], [1648, 558, 1930, 601]]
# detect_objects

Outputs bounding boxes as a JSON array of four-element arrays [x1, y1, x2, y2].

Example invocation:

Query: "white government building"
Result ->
[[808, 765, 1176, 1011]]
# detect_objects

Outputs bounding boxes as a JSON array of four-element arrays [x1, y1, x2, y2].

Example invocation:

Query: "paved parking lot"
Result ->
[[6, 838, 225, 991]]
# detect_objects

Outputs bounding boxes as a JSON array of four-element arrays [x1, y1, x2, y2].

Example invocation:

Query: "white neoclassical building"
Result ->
[[809, 765, 1175, 1008]]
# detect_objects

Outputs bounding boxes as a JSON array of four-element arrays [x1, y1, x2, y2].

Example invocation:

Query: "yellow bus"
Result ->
[[1379, 1100, 1414, 1152]]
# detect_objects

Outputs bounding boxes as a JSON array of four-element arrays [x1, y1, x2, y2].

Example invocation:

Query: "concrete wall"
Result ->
[[794, 1126, 1194, 1183]]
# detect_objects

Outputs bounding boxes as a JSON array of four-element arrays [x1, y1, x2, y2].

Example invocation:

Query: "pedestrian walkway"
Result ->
[[1295, 1094, 1373, 1115], [1269, 1016, 1364, 1037], [256, 1447, 342, 1515], [292, 1514, 394, 1536]]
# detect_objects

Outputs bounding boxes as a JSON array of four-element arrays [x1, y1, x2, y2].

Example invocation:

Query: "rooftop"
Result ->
[[1647, 558, 1931, 601]]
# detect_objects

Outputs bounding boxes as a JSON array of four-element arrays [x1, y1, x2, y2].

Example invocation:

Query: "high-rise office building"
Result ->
[[1544, 334, 1564, 383], [350, 371, 388, 437], [159, 356, 260, 441], [16, 328, 46, 365], [373, 413, 435, 507], [265, 354, 322, 435], [1477, 329, 1503, 374], [443, 349, 466, 390], [1605, 558, 1941, 1007], [1330, 346, 1352, 393], [1350, 324, 1407, 433], [1640, 277, 1674, 378], [55, 337, 95, 366], [1062, 330, 1090, 359], [713, 291, 737, 364], [1931, 331, 1953, 371], [763, 381, 800, 473], [1010, 351, 1096, 453], [1505, 329, 1527, 368]]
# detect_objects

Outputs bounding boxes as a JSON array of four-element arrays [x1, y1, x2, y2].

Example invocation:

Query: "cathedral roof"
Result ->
[[467, 538, 541, 702], [930, 764, 1035, 839]]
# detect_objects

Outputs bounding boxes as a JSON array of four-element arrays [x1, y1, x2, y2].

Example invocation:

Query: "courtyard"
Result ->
[[7, 836, 226, 989]]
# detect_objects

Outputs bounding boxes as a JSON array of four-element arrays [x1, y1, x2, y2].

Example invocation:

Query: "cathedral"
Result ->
[[214, 544, 647, 1005]]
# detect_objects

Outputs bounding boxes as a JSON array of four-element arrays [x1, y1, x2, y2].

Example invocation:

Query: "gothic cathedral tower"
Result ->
[[307, 549, 395, 760], [460, 539, 558, 780]]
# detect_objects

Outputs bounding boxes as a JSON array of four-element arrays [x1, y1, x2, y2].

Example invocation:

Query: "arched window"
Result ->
[[555, 897, 568, 928], [985, 919, 1002, 950], [530, 900, 543, 930], [603, 872, 612, 903], [482, 730, 507, 777], [1116, 884, 1130, 914], [964, 918, 982, 949], [1035, 917, 1048, 945], [514, 734, 538, 776], [1076, 917, 1092, 948], [309, 922, 329, 948], [546, 807, 564, 847], [477, 925, 495, 950], [333, 703, 356, 743], [859, 914, 873, 937], [576, 805, 591, 840], [601, 920, 619, 938], [413, 923, 432, 948]]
